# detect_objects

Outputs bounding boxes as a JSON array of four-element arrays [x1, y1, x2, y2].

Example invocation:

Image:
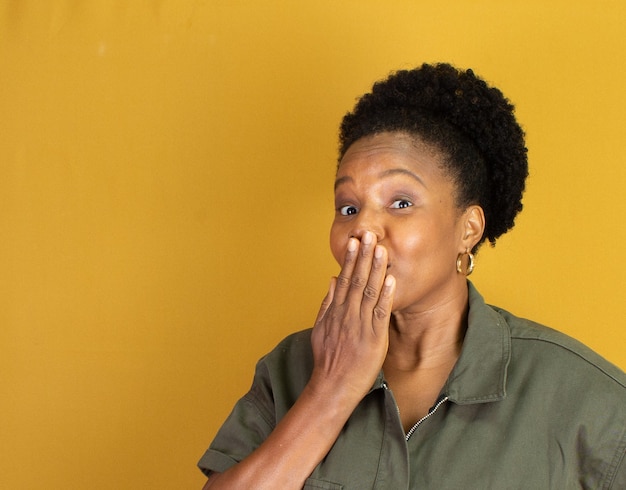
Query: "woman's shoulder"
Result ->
[[491, 304, 626, 391], [468, 282, 625, 389], [265, 328, 313, 359], [254, 328, 315, 380]]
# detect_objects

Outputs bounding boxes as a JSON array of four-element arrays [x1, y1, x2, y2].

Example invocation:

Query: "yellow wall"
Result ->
[[2, 1, 625, 488]]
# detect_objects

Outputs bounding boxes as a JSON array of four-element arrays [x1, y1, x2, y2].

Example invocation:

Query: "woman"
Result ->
[[198, 63, 626, 489]]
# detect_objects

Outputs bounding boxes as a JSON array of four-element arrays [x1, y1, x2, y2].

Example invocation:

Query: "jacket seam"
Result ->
[[242, 391, 276, 432], [372, 389, 389, 489], [603, 423, 626, 489], [510, 337, 626, 390]]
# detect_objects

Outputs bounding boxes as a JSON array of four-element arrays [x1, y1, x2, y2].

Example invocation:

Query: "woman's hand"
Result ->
[[200, 231, 395, 490], [309, 231, 396, 403]]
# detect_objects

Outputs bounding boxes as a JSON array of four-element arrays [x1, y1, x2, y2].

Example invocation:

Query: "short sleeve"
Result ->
[[197, 358, 276, 476]]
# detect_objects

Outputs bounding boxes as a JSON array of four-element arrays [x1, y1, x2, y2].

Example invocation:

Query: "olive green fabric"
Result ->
[[198, 283, 626, 489]]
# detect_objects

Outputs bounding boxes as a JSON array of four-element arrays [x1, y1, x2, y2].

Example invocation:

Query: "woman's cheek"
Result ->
[[329, 240, 345, 267], [329, 226, 346, 267]]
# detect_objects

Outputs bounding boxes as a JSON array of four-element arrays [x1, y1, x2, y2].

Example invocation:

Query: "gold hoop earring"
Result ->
[[456, 250, 475, 276]]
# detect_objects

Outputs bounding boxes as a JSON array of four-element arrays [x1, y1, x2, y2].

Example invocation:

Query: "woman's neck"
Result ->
[[385, 286, 468, 371]]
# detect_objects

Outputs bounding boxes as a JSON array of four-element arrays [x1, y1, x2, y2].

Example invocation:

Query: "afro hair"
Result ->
[[338, 63, 528, 250]]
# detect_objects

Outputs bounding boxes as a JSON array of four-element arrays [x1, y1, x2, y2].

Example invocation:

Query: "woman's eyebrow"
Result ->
[[334, 175, 353, 190]]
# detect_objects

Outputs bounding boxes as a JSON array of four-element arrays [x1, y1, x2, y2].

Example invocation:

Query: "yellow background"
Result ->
[[2, 1, 625, 488]]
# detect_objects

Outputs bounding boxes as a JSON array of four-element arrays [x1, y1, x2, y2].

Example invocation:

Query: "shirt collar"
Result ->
[[443, 281, 510, 404], [369, 282, 511, 401]]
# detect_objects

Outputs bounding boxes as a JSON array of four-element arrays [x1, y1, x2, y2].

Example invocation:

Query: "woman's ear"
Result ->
[[460, 205, 485, 252]]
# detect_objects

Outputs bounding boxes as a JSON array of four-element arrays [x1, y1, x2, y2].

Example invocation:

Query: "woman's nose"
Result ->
[[350, 210, 384, 242]]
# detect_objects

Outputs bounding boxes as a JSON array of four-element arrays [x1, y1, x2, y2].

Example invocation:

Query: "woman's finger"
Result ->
[[331, 237, 359, 305], [360, 244, 388, 316], [314, 277, 336, 326], [372, 274, 395, 334], [344, 231, 376, 306]]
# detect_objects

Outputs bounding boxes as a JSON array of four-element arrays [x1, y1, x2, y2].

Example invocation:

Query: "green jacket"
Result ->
[[199, 283, 626, 489]]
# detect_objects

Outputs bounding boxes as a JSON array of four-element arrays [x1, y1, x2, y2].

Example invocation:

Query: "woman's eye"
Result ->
[[391, 199, 413, 209], [338, 205, 358, 216]]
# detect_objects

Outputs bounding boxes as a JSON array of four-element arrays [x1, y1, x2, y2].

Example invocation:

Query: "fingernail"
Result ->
[[347, 238, 358, 252], [374, 245, 384, 258], [362, 231, 373, 244]]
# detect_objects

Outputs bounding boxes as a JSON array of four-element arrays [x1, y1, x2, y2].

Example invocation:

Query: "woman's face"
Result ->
[[330, 131, 470, 314]]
